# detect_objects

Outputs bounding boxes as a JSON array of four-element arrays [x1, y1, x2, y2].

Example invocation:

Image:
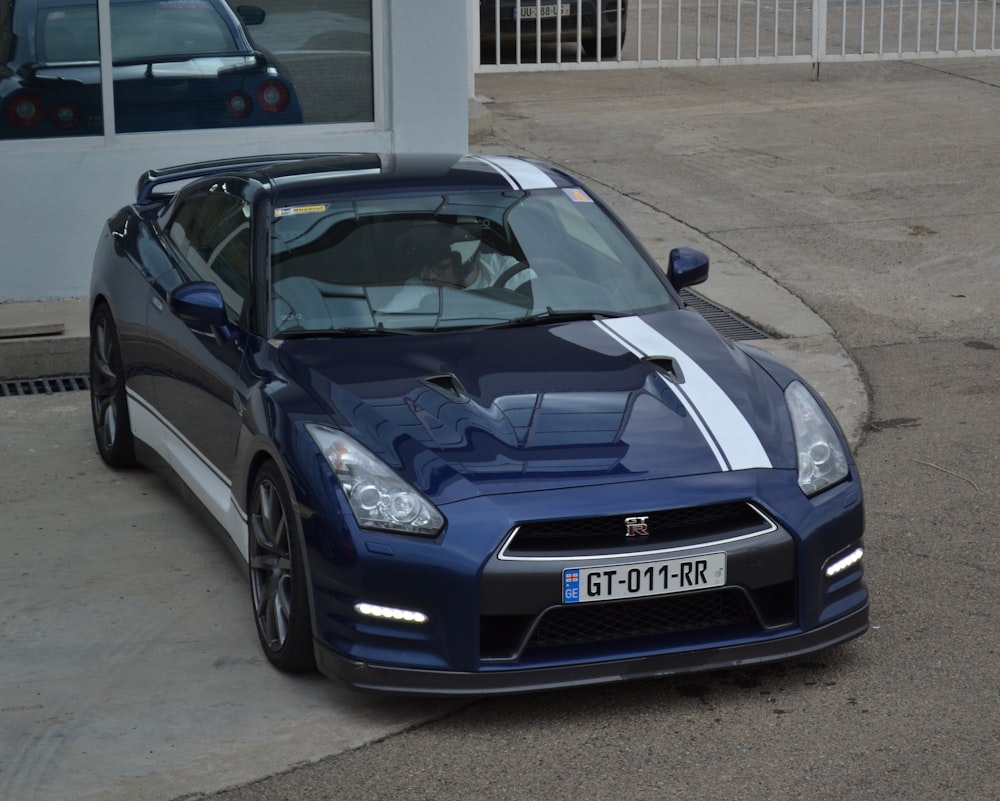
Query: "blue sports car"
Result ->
[[89, 152, 868, 695]]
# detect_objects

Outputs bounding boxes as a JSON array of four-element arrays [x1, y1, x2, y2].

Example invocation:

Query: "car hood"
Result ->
[[275, 309, 795, 504]]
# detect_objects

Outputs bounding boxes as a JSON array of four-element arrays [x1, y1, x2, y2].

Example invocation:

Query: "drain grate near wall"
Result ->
[[680, 289, 773, 342], [0, 375, 90, 397]]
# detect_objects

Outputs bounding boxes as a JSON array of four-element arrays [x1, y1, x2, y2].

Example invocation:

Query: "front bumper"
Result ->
[[315, 603, 869, 696], [301, 468, 868, 696]]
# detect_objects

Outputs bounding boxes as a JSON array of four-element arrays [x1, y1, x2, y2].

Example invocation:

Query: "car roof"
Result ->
[[135, 153, 579, 206]]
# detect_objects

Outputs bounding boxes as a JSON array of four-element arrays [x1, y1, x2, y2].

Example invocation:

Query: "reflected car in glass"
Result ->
[[480, 0, 628, 60], [1, 0, 301, 138], [89, 152, 869, 695]]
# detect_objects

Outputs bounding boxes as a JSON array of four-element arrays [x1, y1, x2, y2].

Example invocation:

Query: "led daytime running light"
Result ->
[[355, 602, 428, 624], [825, 547, 864, 578]]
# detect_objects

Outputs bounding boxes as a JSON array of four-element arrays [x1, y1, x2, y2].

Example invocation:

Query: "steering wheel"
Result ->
[[495, 261, 532, 289]]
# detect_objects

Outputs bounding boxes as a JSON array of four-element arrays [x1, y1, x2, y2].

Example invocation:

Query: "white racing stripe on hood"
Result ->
[[596, 317, 773, 472], [472, 155, 558, 190]]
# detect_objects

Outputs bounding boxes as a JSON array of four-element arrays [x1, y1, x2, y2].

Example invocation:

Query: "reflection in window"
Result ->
[[268, 186, 678, 335], [247, 1, 374, 124], [111, 2, 233, 59], [1, 1, 102, 137], [168, 192, 252, 314], [0, 0, 373, 139], [37, 7, 99, 62]]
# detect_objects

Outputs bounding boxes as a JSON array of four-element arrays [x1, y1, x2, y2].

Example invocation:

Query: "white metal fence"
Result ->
[[475, 0, 1000, 73]]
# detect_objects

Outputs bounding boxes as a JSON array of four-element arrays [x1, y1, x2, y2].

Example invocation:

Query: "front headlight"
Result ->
[[306, 424, 444, 536], [784, 380, 849, 496]]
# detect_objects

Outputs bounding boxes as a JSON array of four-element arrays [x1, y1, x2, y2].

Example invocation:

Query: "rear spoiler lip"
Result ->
[[134, 153, 379, 205], [16, 51, 260, 80]]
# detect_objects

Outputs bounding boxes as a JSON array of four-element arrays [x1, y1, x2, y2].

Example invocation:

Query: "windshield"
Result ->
[[268, 188, 680, 336]]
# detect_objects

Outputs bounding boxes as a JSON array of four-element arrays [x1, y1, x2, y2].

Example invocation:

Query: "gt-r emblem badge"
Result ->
[[625, 516, 649, 537]]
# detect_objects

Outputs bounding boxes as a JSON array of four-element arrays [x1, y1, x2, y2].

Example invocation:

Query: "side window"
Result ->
[[168, 192, 252, 314]]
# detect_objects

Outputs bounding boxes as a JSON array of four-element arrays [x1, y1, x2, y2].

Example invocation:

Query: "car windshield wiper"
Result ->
[[276, 325, 417, 339], [495, 308, 630, 328]]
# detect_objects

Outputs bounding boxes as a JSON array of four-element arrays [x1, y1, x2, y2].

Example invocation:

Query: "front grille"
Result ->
[[527, 588, 754, 649], [503, 501, 773, 558], [479, 582, 795, 660]]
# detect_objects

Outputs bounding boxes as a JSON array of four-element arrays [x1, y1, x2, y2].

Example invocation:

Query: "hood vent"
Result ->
[[420, 373, 470, 403], [645, 356, 685, 384]]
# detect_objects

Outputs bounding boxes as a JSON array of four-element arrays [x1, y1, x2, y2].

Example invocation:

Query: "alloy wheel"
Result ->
[[250, 475, 293, 652], [89, 305, 136, 466]]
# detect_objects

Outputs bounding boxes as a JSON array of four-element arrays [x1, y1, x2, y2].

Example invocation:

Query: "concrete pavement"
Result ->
[[1, 71, 871, 801]]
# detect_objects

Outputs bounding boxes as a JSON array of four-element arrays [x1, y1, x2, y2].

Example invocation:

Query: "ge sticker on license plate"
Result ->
[[562, 553, 726, 604]]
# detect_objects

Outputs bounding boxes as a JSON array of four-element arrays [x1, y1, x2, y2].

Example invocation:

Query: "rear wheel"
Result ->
[[89, 304, 137, 467], [248, 462, 315, 672]]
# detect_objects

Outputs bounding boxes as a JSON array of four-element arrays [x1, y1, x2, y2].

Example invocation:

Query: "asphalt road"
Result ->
[[202, 61, 999, 800]]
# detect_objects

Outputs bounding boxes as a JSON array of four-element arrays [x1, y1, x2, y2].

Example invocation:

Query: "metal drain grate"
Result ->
[[680, 289, 773, 341], [0, 374, 90, 397]]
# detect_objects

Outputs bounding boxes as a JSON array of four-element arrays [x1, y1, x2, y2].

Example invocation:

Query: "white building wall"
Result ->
[[0, 1, 469, 302]]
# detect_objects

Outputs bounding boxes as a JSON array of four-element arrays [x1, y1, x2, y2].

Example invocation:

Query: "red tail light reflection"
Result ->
[[257, 80, 289, 114], [52, 103, 81, 130], [226, 91, 253, 118], [8, 94, 44, 128]]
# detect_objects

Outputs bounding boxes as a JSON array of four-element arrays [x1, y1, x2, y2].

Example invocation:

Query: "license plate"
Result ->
[[562, 553, 726, 604], [517, 3, 571, 19]]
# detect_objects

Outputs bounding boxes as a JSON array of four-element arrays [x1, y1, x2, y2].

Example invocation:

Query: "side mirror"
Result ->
[[170, 281, 228, 324], [236, 5, 266, 25], [667, 247, 709, 291], [169, 282, 236, 342]]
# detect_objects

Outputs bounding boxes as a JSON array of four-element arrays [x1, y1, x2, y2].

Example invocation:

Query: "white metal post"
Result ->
[[812, 0, 828, 78]]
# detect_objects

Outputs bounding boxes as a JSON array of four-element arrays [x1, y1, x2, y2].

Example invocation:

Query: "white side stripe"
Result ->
[[596, 317, 772, 472], [127, 389, 249, 560], [472, 155, 557, 190]]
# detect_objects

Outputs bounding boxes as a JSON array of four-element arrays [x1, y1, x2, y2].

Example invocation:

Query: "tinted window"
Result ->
[[110, 1, 235, 59], [37, 6, 100, 61], [168, 192, 252, 313]]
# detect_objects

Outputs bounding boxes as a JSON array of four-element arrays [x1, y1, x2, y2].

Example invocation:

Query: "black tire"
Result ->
[[89, 303, 138, 467], [248, 462, 316, 672], [583, 28, 627, 59]]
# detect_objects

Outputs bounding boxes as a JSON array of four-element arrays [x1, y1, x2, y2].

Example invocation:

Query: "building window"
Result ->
[[0, 0, 373, 139]]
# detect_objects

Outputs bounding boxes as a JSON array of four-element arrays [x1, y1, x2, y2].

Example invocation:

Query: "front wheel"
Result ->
[[89, 303, 137, 467], [248, 462, 316, 672]]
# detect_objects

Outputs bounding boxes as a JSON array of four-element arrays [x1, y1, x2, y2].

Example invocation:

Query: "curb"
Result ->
[[0, 298, 89, 381]]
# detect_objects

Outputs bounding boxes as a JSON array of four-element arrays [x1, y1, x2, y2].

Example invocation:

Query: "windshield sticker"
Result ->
[[274, 204, 330, 217], [563, 188, 593, 203]]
